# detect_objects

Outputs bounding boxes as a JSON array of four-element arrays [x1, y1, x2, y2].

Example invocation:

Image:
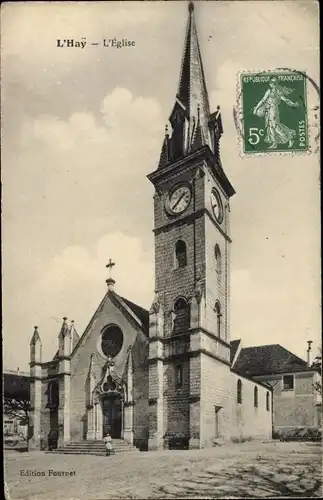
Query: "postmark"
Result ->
[[237, 70, 311, 155]]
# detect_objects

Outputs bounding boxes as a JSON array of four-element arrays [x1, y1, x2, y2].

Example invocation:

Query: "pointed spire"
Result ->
[[158, 125, 170, 168], [30, 325, 42, 346], [69, 319, 75, 334], [175, 0, 211, 152], [69, 320, 80, 349], [58, 317, 70, 338], [191, 103, 205, 151]]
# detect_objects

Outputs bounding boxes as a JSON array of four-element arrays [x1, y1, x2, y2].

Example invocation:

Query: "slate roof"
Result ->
[[118, 295, 150, 335], [3, 372, 30, 400], [175, 1, 211, 152], [230, 339, 241, 363], [233, 344, 309, 377]]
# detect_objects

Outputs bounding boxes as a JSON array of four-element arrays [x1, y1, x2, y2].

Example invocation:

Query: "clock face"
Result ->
[[210, 189, 223, 223], [167, 184, 191, 215]]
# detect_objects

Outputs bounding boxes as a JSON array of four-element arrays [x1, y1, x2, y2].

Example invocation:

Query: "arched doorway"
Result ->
[[101, 393, 123, 439]]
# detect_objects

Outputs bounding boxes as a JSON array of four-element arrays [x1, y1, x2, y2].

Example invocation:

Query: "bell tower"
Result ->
[[147, 1, 235, 450]]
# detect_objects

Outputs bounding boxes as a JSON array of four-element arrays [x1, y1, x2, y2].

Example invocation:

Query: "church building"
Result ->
[[29, 2, 273, 453]]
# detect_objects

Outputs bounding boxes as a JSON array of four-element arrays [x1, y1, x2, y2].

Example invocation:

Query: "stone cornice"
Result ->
[[148, 146, 235, 198], [57, 356, 71, 362], [148, 357, 164, 365], [190, 327, 231, 349], [39, 372, 71, 382], [153, 207, 232, 243], [149, 348, 231, 367], [149, 329, 231, 350], [29, 361, 43, 368], [41, 360, 58, 367]]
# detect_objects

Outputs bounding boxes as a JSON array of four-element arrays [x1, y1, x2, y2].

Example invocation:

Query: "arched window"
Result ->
[[173, 297, 190, 334], [266, 392, 270, 411], [237, 379, 242, 404], [214, 301, 222, 338], [214, 244, 221, 274], [254, 386, 258, 408], [175, 240, 187, 268]]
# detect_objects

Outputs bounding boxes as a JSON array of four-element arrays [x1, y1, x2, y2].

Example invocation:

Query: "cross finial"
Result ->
[[106, 259, 115, 279], [106, 259, 116, 291]]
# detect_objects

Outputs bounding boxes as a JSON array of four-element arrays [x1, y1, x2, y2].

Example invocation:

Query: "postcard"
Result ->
[[2, 1, 321, 499]]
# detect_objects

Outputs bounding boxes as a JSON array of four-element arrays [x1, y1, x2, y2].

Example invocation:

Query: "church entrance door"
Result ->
[[102, 395, 122, 439]]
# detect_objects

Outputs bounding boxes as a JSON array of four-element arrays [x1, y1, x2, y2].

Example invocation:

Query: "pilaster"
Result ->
[[189, 330, 202, 449], [86, 406, 96, 440], [29, 326, 43, 450], [124, 402, 135, 443], [57, 318, 72, 446], [29, 368, 43, 450], [148, 293, 165, 451], [95, 402, 103, 439], [124, 352, 134, 443]]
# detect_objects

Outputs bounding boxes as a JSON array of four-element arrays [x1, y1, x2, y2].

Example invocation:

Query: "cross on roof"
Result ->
[[106, 259, 115, 279]]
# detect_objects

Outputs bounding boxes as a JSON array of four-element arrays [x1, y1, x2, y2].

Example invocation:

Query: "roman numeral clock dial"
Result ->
[[166, 184, 192, 215]]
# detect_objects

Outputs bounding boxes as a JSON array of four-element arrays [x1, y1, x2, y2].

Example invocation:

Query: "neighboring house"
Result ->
[[231, 341, 322, 436], [3, 369, 30, 440]]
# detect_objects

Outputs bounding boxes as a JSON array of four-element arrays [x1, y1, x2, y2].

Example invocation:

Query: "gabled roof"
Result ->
[[68, 291, 150, 361], [115, 294, 149, 335], [230, 339, 241, 364], [233, 344, 309, 377]]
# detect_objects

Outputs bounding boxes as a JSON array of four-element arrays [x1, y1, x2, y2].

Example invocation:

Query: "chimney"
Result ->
[[307, 340, 313, 367]]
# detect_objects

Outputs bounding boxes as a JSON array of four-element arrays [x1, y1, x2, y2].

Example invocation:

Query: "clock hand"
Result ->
[[171, 192, 186, 211]]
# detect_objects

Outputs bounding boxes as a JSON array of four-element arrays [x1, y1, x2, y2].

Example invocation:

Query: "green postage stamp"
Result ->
[[240, 71, 308, 154]]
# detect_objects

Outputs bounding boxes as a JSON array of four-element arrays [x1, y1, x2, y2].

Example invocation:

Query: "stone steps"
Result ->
[[46, 439, 139, 456]]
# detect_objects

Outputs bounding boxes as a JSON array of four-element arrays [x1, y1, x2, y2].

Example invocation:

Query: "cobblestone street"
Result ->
[[5, 441, 322, 499]]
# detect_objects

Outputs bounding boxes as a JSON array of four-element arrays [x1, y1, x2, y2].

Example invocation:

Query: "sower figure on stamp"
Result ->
[[253, 77, 299, 149], [104, 429, 114, 456]]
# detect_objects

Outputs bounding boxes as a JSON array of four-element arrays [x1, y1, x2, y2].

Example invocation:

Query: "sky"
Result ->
[[2, 0, 320, 372]]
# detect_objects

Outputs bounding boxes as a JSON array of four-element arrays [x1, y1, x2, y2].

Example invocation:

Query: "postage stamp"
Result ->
[[240, 71, 308, 154]]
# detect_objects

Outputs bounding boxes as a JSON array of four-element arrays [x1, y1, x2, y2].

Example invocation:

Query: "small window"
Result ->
[[175, 240, 187, 268], [254, 386, 258, 408], [283, 375, 294, 391], [214, 244, 221, 274], [214, 301, 222, 338], [266, 392, 270, 411], [237, 379, 242, 404], [176, 365, 183, 388]]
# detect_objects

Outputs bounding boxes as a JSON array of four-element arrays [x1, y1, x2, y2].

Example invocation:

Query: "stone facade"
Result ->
[[28, 2, 274, 452], [254, 370, 322, 434], [29, 292, 150, 451]]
